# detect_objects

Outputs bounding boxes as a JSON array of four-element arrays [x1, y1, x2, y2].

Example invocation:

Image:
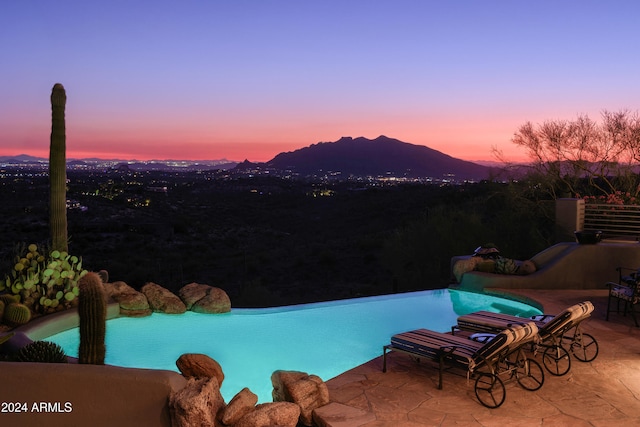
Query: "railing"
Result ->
[[583, 203, 640, 240]]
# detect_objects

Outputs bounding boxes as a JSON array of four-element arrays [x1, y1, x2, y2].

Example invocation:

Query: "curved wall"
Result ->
[[1, 303, 186, 427], [453, 242, 640, 292]]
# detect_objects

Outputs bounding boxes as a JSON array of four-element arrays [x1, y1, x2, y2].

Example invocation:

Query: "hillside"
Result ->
[[264, 135, 493, 180]]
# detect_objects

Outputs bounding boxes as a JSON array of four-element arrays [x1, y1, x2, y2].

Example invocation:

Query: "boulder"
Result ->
[[169, 377, 225, 427], [179, 283, 231, 314], [271, 370, 330, 426], [103, 281, 152, 317], [452, 257, 480, 283], [219, 387, 257, 426], [176, 353, 225, 385], [178, 283, 210, 310], [235, 402, 300, 427], [192, 287, 231, 314], [141, 282, 187, 314]]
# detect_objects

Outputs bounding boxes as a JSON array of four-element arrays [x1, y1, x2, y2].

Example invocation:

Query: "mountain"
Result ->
[[0, 154, 47, 165], [263, 135, 493, 180], [0, 155, 237, 171]]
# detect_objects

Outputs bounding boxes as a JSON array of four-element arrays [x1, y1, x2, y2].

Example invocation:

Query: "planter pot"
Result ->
[[575, 230, 602, 244]]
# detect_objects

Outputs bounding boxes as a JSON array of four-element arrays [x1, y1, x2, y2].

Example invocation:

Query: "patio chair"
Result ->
[[606, 267, 639, 327], [454, 301, 597, 376], [382, 322, 544, 408]]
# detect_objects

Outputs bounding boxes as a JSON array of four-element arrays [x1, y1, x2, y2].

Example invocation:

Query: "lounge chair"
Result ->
[[382, 322, 544, 408], [455, 301, 597, 376], [606, 267, 639, 327]]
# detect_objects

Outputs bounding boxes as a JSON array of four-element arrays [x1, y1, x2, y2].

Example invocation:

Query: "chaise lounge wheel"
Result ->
[[474, 373, 506, 408], [515, 358, 544, 391], [569, 333, 599, 362], [542, 345, 571, 376]]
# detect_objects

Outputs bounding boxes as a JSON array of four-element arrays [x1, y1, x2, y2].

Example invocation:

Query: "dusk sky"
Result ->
[[1, 1, 639, 163]]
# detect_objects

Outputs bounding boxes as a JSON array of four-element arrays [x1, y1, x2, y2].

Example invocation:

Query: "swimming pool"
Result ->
[[46, 289, 541, 403]]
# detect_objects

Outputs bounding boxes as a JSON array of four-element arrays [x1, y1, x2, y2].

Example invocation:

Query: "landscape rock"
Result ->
[[452, 257, 480, 282], [271, 370, 330, 426], [178, 283, 210, 309], [179, 283, 231, 313], [234, 402, 300, 427], [176, 353, 225, 385], [141, 282, 187, 314], [220, 387, 257, 426], [103, 281, 152, 317], [169, 377, 225, 427]]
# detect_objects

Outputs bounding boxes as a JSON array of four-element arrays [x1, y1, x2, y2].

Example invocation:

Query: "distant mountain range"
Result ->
[[0, 154, 237, 171], [256, 135, 496, 180], [1, 136, 507, 179]]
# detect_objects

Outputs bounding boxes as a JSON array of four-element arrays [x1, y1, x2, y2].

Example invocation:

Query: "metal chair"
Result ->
[[606, 267, 640, 327], [455, 301, 598, 376], [383, 322, 544, 408]]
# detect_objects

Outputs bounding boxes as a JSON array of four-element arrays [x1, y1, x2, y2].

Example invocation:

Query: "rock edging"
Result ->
[[103, 279, 231, 317], [170, 353, 329, 427]]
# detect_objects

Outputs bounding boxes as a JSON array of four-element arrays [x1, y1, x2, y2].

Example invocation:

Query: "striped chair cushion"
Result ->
[[457, 301, 594, 340], [391, 329, 481, 368], [390, 323, 537, 372], [457, 311, 539, 334], [543, 301, 594, 335], [474, 322, 538, 365], [610, 284, 639, 304]]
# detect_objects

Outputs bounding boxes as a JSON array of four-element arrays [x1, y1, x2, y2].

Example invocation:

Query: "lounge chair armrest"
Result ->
[[439, 343, 479, 353], [606, 281, 625, 289], [469, 333, 495, 343], [530, 314, 554, 323]]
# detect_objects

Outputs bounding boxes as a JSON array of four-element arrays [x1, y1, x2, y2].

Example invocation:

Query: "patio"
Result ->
[[315, 289, 640, 426]]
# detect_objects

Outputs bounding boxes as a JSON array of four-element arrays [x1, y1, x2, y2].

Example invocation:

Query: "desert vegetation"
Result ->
[[507, 109, 640, 200], [0, 169, 557, 308]]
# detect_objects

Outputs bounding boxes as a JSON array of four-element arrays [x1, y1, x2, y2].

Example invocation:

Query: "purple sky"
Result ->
[[1, 1, 639, 162]]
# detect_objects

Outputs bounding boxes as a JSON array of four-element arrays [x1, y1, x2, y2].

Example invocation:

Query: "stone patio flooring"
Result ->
[[313, 289, 640, 426]]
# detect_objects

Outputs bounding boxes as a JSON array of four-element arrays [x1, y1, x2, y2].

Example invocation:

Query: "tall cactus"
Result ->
[[78, 272, 106, 364], [49, 83, 68, 253]]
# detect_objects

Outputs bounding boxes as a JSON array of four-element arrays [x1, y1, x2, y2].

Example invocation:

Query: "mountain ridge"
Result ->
[[1, 136, 502, 179], [261, 135, 493, 180]]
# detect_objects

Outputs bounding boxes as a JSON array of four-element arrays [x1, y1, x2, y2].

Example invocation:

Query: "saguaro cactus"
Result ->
[[50, 83, 68, 253], [78, 272, 106, 364]]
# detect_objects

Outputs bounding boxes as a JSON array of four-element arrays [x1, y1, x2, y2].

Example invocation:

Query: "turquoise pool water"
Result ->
[[46, 289, 540, 403]]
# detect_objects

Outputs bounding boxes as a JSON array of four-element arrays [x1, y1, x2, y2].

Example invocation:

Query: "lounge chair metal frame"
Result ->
[[606, 267, 639, 327], [382, 322, 544, 408], [454, 301, 598, 377]]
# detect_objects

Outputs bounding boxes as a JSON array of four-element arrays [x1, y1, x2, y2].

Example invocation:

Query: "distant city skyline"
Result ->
[[1, 1, 639, 163]]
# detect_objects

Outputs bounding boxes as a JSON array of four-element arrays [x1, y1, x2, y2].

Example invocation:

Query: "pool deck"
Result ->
[[314, 289, 640, 426]]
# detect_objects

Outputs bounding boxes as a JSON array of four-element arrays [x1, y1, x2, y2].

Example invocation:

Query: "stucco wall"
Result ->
[[0, 362, 186, 427], [1, 303, 187, 427], [452, 242, 640, 292]]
